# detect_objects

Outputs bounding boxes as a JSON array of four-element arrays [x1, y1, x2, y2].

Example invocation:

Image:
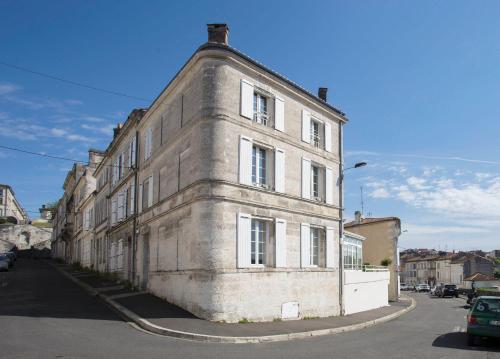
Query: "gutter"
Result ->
[[338, 118, 344, 315]]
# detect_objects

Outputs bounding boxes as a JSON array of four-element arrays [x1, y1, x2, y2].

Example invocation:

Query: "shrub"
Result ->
[[380, 258, 392, 266]]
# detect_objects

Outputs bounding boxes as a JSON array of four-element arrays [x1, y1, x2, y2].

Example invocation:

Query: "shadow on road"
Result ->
[[432, 332, 500, 352]]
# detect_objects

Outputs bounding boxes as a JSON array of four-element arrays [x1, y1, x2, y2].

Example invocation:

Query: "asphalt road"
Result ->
[[0, 259, 499, 359]]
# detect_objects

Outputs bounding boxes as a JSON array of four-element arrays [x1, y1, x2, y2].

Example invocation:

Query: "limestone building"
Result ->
[[53, 24, 348, 323], [0, 184, 28, 223]]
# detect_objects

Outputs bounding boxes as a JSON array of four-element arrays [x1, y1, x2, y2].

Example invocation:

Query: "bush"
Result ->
[[380, 258, 392, 266]]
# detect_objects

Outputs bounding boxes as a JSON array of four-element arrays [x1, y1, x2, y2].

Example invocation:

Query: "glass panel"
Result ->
[[259, 148, 266, 185], [311, 228, 319, 265], [251, 219, 266, 265], [251, 220, 257, 264], [312, 166, 319, 198]]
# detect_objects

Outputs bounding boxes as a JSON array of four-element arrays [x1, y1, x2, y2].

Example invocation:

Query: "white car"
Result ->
[[0, 254, 9, 271], [415, 284, 430, 292]]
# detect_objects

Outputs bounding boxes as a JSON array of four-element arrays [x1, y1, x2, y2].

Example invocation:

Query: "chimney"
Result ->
[[207, 24, 229, 45], [354, 211, 363, 224], [318, 87, 328, 102], [113, 123, 123, 139]]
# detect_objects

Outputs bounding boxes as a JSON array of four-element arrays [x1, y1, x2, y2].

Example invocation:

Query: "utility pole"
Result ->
[[360, 186, 364, 215]]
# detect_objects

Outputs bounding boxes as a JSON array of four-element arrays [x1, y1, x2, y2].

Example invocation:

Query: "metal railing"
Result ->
[[253, 112, 268, 125], [363, 265, 389, 272]]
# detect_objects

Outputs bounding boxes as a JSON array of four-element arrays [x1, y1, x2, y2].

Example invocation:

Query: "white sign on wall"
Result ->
[[281, 301, 299, 320]]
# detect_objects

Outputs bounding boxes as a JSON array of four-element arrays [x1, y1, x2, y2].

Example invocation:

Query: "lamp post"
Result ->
[[339, 161, 367, 315]]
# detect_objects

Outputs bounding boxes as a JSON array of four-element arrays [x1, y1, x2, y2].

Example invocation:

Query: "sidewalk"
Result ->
[[52, 262, 415, 343]]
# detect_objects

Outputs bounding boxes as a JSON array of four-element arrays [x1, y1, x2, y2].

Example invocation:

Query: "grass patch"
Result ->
[[273, 318, 282, 322], [238, 318, 252, 324], [302, 316, 319, 320]]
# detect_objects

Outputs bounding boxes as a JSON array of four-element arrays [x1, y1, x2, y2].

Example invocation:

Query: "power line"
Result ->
[[0, 60, 151, 103], [0, 144, 132, 170]]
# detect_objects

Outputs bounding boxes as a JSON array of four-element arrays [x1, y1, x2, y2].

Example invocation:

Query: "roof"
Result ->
[[344, 231, 366, 241], [464, 273, 498, 282], [145, 42, 348, 125], [344, 217, 400, 227]]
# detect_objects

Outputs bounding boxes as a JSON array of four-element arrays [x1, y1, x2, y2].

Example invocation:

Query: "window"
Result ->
[[142, 176, 153, 210], [252, 146, 267, 186], [310, 119, 321, 148], [311, 164, 325, 201], [251, 219, 267, 265], [343, 236, 363, 270], [310, 227, 320, 266], [253, 93, 268, 125]]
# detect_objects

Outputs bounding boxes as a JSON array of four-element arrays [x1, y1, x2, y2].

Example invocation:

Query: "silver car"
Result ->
[[0, 254, 9, 271]]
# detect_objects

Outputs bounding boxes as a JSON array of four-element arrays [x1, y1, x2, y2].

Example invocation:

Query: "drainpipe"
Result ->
[[338, 120, 344, 315], [131, 130, 139, 286]]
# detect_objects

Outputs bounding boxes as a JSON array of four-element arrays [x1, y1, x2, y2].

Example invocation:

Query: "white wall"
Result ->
[[344, 270, 390, 315]]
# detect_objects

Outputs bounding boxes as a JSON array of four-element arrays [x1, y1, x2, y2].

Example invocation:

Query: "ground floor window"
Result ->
[[251, 219, 267, 265]]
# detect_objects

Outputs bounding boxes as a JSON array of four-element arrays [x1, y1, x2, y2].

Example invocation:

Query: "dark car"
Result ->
[[435, 284, 459, 298], [467, 296, 500, 345]]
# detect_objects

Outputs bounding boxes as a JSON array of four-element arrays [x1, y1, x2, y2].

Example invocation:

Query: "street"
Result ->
[[0, 259, 498, 359]]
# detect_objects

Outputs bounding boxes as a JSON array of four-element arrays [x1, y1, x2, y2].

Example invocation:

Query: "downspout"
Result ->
[[131, 130, 139, 286], [338, 120, 344, 316]]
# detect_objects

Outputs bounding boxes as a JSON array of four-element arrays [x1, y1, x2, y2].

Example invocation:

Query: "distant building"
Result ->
[[344, 211, 402, 301], [0, 184, 28, 224]]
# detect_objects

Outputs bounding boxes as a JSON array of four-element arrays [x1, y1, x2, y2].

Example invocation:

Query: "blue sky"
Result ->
[[1, 1, 499, 250]]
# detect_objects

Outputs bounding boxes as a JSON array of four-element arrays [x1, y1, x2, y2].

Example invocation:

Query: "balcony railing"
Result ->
[[344, 264, 389, 272], [253, 112, 268, 125]]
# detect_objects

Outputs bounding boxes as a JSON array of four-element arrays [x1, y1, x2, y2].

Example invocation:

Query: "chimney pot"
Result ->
[[318, 87, 328, 102], [354, 211, 363, 224], [207, 23, 229, 45]]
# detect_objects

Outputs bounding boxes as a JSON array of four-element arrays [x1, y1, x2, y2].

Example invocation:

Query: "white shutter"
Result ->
[[117, 192, 122, 221], [145, 127, 152, 160], [274, 96, 284, 132], [138, 183, 143, 213], [275, 218, 287, 267], [237, 213, 251, 268], [301, 110, 310, 143], [239, 136, 253, 185], [130, 183, 135, 215], [274, 148, 285, 193], [148, 176, 154, 207], [240, 79, 254, 119], [111, 199, 117, 225], [324, 121, 332, 152], [326, 227, 335, 268], [325, 166, 333, 205], [302, 158, 311, 199], [300, 223, 311, 268]]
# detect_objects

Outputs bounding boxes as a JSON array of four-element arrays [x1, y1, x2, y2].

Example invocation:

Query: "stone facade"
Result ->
[[0, 184, 28, 223], [52, 24, 348, 323], [0, 223, 52, 252]]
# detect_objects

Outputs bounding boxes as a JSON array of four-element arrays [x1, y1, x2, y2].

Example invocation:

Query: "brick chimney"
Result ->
[[207, 24, 229, 45], [354, 211, 363, 224], [318, 87, 328, 102]]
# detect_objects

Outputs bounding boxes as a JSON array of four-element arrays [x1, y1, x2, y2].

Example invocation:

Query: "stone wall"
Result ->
[[0, 224, 52, 252]]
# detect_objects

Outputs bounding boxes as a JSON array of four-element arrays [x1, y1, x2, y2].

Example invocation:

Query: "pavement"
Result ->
[[52, 260, 414, 343], [1, 258, 499, 359]]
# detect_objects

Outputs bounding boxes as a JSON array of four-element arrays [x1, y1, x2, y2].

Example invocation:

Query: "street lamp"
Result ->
[[339, 161, 367, 315]]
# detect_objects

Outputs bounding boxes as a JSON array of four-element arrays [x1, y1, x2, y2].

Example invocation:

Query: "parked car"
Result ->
[[0, 254, 9, 271], [1, 253, 13, 268], [400, 283, 411, 291], [5, 252, 16, 265], [467, 296, 500, 346], [415, 284, 430, 292], [435, 284, 459, 298]]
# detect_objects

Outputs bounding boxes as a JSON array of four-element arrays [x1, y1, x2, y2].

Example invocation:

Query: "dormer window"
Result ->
[[253, 92, 268, 125]]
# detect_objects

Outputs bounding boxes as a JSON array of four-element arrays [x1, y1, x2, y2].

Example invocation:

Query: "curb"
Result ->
[[50, 262, 416, 344]]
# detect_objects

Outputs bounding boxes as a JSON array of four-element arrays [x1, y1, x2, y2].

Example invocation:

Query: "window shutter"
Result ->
[[300, 223, 311, 268], [130, 183, 135, 215], [274, 148, 285, 193], [111, 199, 117, 225], [325, 166, 333, 205], [131, 136, 136, 166], [301, 158, 311, 199], [240, 79, 254, 119], [326, 227, 335, 268], [301, 110, 311, 143], [275, 218, 287, 267], [148, 176, 154, 208], [324, 121, 332, 152], [138, 183, 143, 213], [117, 192, 123, 221], [239, 136, 253, 185], [274, 96, 284, 132], [237, 213, 251, 268]]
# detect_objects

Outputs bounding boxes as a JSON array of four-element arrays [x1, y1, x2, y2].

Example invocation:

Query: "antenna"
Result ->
[[360, 186, 364, 215]]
